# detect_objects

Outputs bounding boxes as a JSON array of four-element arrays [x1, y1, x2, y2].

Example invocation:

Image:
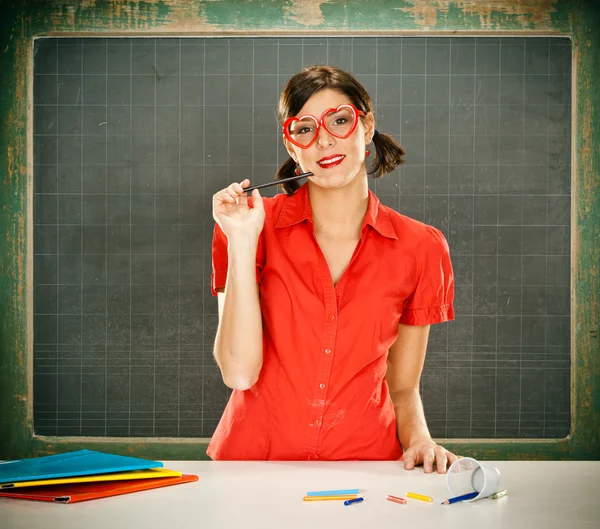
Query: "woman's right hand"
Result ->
[[212, 179, 265, 241]]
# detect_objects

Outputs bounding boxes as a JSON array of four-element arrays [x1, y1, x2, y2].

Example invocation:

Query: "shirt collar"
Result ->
[[274, 182, 398, 240]]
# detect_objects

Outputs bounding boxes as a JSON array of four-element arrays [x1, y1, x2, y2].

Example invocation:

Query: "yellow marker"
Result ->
[[406, 492, 433, 503], [303, 495, 358, 502]]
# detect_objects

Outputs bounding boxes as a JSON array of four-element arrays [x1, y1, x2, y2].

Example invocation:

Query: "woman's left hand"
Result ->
[[402, 436, 459, 474]]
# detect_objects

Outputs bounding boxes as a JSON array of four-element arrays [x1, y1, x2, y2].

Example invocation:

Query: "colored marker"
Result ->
[[303, 495, 358, 502], [344, 497, 365, 506], [306, 489, 366, 496], [490, 489, 508, 500], [386, 494, 407, 505], [406, 492, 433, 502], [441, 491, 479, 504]]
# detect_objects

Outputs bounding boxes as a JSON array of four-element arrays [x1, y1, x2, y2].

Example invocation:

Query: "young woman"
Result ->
[[209, 65, 458, 473]]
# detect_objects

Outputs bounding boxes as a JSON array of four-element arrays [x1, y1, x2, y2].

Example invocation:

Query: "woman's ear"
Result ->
[[363, 112, 375, 143], [283, 136, 298, 162]]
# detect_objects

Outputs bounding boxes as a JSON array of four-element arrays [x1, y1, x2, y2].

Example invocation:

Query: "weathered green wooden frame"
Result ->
[[1, 0, 598, 461]]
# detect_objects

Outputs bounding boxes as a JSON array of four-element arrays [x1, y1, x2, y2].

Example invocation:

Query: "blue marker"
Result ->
[[307, 489, 366, 496], [344, 497, 365, 506]]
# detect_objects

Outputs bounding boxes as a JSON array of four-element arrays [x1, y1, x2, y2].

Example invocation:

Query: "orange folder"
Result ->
[[0, 474, 198, 503]]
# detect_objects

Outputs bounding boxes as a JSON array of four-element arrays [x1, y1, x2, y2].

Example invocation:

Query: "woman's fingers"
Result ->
[[402, 451, 416, 470], [233, 181, 251, 205], [434, 446, 449, 474], [231, 182, 245, 196], [216, 181, 250, 205], [217, 187, 235, 203], [239, 179, 250, 192], [422, 447, 436, 473], [403, 442, 459, 475], [446, 451, 459, 467], [226, 186, 238, 201], [231, 179, 250, 195], [250, 188, 263, 211]]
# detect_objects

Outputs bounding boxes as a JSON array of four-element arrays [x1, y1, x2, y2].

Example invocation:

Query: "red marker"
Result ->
[[386, 494, 407, 505]]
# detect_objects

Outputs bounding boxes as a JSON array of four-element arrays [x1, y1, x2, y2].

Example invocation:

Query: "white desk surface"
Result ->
[[1, 461, 599, 529]]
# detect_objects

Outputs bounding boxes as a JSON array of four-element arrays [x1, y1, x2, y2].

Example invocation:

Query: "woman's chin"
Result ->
[[309, 171, 354, 189]]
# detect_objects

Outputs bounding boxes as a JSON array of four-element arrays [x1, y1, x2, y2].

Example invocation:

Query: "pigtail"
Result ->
[[369, 132, 406, 178], [275, 156, 302, 195]]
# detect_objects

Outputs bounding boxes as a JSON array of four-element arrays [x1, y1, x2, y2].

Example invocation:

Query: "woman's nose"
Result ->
[[316, 124, 334, 147]]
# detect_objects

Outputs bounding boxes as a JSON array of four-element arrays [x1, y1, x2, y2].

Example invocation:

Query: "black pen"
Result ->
[[243, 171, 313, 193]]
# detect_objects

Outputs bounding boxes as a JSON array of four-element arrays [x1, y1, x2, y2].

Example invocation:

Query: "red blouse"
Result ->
[[208, 183, 454, 460]]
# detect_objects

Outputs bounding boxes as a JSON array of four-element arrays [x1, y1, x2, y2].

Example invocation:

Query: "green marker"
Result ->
[[490, 489, 508, 500]]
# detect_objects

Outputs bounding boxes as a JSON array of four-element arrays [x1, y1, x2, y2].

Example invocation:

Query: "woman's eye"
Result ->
[[298, 127, 313, 134], [333, 118, 347, 125]]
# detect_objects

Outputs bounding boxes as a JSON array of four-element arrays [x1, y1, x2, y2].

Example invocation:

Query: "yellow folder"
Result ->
[[1, 468, 182, 489]]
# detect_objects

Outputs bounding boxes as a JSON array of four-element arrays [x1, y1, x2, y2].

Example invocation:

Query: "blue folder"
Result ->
[[0, 449, 163, 486]]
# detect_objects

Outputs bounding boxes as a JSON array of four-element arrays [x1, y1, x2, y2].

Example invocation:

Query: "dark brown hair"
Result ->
[[276, 65, 406, 195]]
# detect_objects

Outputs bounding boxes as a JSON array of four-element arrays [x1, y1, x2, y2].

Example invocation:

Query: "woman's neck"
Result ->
[[308, 175, 370, 240]]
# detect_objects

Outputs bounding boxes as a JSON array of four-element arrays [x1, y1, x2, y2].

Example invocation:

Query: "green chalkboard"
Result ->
[[0, 0, 598, 462]]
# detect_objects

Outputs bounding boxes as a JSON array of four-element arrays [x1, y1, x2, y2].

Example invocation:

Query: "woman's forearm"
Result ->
[[391, 387, 433, 449], [213, 236, 263, 390]]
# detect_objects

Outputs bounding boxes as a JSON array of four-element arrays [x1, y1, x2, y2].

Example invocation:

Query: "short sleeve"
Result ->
[[399, 226, 455, 325], [210, 223, 265, 296]]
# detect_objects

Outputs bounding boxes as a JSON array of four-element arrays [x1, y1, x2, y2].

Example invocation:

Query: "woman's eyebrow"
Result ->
[[298, 105, 350, 117]]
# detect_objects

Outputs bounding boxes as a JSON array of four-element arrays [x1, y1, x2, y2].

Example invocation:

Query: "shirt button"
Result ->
[[329, 314, 335, 320], [313, 418, 321, 426], [325, 349, 332, 355], [319, 383, 326, 389]]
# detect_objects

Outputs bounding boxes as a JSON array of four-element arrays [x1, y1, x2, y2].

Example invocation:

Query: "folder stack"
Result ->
[[0, 449, 198, 503]]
